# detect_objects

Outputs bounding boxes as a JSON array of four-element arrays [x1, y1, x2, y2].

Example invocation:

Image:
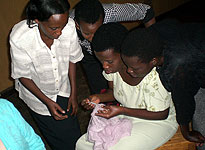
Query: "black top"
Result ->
[[151, 20, 205, 125]]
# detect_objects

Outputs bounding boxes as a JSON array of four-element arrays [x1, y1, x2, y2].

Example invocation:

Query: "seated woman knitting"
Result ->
[[76, 22, 178, 150]]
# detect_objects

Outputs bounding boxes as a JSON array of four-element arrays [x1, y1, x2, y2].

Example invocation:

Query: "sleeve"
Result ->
[[162, 40, 201, 125], [142, 7, 155, 23], [10, 101, 46, 150], [144, 72, 172, 112], [103, 3, 150, 23], [170, 67, 199, 125], [10, 38, 32, 80], [68, 19, 84, 63]]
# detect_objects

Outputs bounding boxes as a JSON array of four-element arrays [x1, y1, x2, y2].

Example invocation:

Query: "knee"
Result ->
[[75, 138, 81, 150], [75, 135, 85, 150]]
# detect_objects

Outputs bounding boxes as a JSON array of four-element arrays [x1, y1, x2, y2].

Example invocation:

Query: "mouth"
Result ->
[[105, 69, 112, 74], [54, 35, 60, 39], [129, 73, 136, 77], [130, 73, 145, 78]]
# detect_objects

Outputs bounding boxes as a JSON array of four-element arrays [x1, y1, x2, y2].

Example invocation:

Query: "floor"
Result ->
[[1, 0, 204, 149]]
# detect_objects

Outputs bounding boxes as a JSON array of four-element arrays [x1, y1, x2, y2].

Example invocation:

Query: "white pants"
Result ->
[[76, 118, 178, 150]]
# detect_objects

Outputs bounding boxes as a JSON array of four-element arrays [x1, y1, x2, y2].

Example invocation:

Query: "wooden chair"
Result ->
[[156, 128, 196, 150]]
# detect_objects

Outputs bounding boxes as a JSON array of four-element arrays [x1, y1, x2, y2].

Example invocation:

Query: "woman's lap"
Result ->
[[76, 120, 178, 150]]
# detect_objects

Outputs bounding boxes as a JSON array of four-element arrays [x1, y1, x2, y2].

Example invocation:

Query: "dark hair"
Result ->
[[74, 0, 105, 24], [26, 0, 70, 27], [121, 27, 164, 63], [92, 22, 128, 53]]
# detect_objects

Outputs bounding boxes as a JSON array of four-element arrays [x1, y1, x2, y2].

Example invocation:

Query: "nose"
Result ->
[[55, 29, 62, 36], [127, 68, 133, 74], [103, 62, 109, 69]]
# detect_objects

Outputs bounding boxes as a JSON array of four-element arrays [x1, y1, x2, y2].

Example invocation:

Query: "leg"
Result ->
[[76, 134, 94, 150], [109, 121, 178, 150], [76, 119, 178, 150], [193, 88, 205, 150], [30, 96, 81, 150]]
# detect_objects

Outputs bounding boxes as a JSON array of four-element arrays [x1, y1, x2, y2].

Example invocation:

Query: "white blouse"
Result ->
[[10, 18, 83, 115]]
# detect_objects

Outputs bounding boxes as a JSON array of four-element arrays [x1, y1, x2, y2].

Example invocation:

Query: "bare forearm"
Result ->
[[95, 89, 115, 103], [144, 17, 156, 28], [19, 77, 51, 104], [121, 107, 169, 120], [98, 81, 115, 102], [180, 124, 191, 137], [68, 62, 77, 98]]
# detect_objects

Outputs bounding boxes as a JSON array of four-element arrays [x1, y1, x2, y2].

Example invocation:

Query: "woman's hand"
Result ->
[[95, 105, 123, 119], [46, 100, 68, 120], [183, 130, 205, 146], [18, 77, 68, 120], [81, 95, 100, 110], [180, 124, 205, 147], [67, 96, 78, 116]]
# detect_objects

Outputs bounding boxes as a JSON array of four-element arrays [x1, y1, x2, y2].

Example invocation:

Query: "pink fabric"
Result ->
[[87, 104, 133, 150]]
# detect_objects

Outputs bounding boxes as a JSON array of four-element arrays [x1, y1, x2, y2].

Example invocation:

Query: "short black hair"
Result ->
[[121, 27, 164, 63], [26, 0, 70, 27], [74, 0, 105, 24], [92, 22, 128, 53]]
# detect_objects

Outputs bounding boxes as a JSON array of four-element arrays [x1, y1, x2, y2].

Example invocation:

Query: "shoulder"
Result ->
[[64, 18, 76, 30], [165, 39, 198, 67], [61, 18, 76, 37], [10, 20, 34, 42], [143, 68, 171, 96], [103, 71, 119, 81], [0, 99, 15, 111], [144, 67, 164, 87], [10, 20, 37, 49]]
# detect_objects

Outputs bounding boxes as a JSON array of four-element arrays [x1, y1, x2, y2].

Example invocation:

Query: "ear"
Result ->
[[75, 21, 80, 30]]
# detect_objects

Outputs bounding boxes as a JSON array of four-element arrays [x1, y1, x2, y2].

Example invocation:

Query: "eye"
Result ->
[[128, 65, 139, 71], [50, 27, 58, 30], [128, 66, 138, 71], [83, 32, 90, 36], [107, 60, 113, 64], [133, 67, 140, 71]]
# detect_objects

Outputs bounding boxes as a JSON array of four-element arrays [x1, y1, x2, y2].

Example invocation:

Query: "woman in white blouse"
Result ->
[[77, 22, 178, 150], [9, 0, 83, 149]]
